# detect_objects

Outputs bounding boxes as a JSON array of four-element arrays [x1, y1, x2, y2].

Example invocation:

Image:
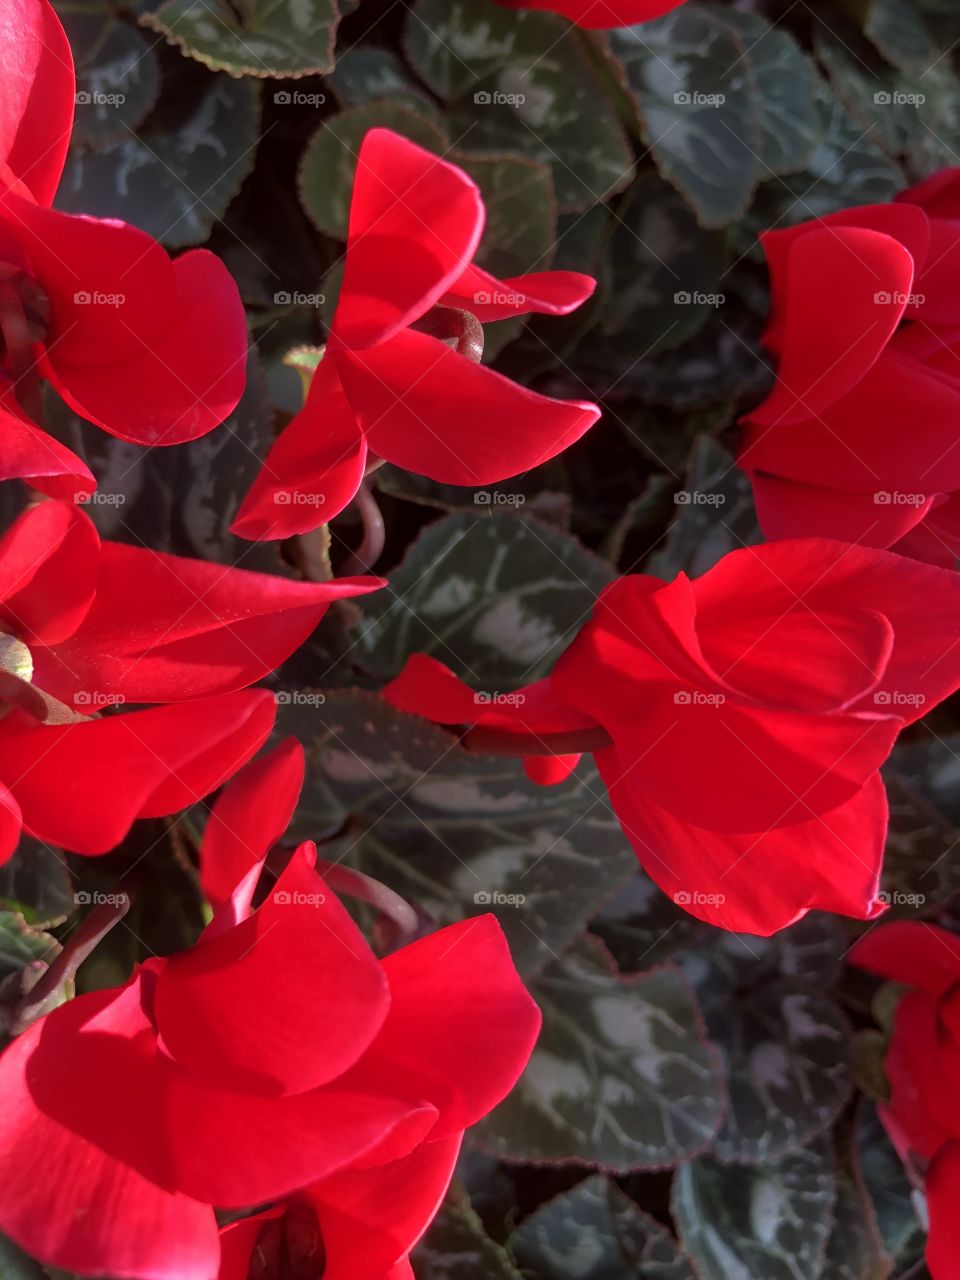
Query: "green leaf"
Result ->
[[511, 1174, 697, 1279], [610, 5, 760, 227], [328, 44, 436, 110], [647, 435, 760, 580], [597, 174, 728, 358], [56, 70, 261, 249], [879, 771, 960, 915], [473, 938, 724, 1168], [141, 0, 339, 78], [298, 100, 449, 238], [454, 152, 557, 276], [709, 982, 853, 1165], [405, 0, 633, 211], [283, 693, 636, 976], [59, 6, 160, 148], [864, 0, 940, 73], [415, 1191, 523, 1279], [0, 838, 75, 928], [717, 10, 821, 175], [0, 911, 60, 984], [355, 512, 614, 685], [854, 1101, 926, 1268], [673, 1136, 837, 1280], [592, 873, 710, 972], [822, 1177, 891, 1280]]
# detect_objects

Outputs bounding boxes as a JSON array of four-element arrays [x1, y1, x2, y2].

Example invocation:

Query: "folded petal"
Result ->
[[926, 1140, 960, 1279], [200, 737, 305, 934], [311, 1133, 463, 1280], [0, 974, 220, 1280], [495, 0, 685, 26], [0, 499, 99, 645], [231, 358, 367, 539], [339, 915, 541, 1138], [155, 844, 390, 1096], [441, 264, 596, 321], [0, 400, 95, 501], [1, 690, 275, 854], [334, 129, 484, 350], [0, 0, 74, 204], [338, 327, 599, 485], [748, 470, 935, 550], [600, 758, 888, 934], [850, 921, 960, 994], [34, 538, 383, 707], [750, 224, 916, 426], [47, 250, 248, 445], [893, 492, 960, 567]]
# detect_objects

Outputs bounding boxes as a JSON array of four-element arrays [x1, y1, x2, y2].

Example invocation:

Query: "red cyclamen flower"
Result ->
[[232, 128, 599, 540], [851, 922, 960, 1278], [0, 0, 248, 500], [384, 538, 960, 935], [0, 498, 381, 858], [740, 169, 960, 566], [495, 0, 685, 27], [0, 739, 541, 1280]]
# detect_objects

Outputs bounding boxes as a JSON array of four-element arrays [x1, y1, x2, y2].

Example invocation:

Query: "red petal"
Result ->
[[310, 1133, 463, 1280], [883, 992, 960, 1156], [231, 359, 367, 539], [899, 166, 960, 218], [334, 129, 484, 350], [926, 1140, 960, 1276], [338, 327, 599, 485], [47, 250, 248, 445], [850, 921, 960, 994], [894, 492, 960, 567], [217, 1209, 284, 1280], [750, 224, 917, 426], [523, 753, 581, 784], [909, 215, 960, 326], [748, 470, 935, 550], [600, 759, 888, 935], [441, 264, 596, 321], [0, 401, 95, 500], [2, 690, 275, 854], [200, 737, 305, 934], [495, 0, 685, 26], [0, 974, 220, 1280], [0, 499, 99, 645], [35, 537, 382, 707], [154, 844, 390, 1096], [0, 0, 74, 204], [339, 915, 541, 1138]]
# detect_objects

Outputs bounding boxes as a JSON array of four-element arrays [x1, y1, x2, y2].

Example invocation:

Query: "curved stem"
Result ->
[[10, 889, 133, 1032], [342, 482, 386, 575], [461, 724, 613, 757], [313, 859, 418, 947]]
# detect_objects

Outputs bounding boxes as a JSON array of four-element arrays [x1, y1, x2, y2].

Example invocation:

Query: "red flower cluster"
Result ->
[[0, 0, 248, 499], [0, 741, 540, 1280], [385, 538, 960, 936], [495, 0, 685, 26], [0, 499, 380, 859], [851, 922, 960, 1277], [741, 171, 960, 566], [232, 129, 599, 540]]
